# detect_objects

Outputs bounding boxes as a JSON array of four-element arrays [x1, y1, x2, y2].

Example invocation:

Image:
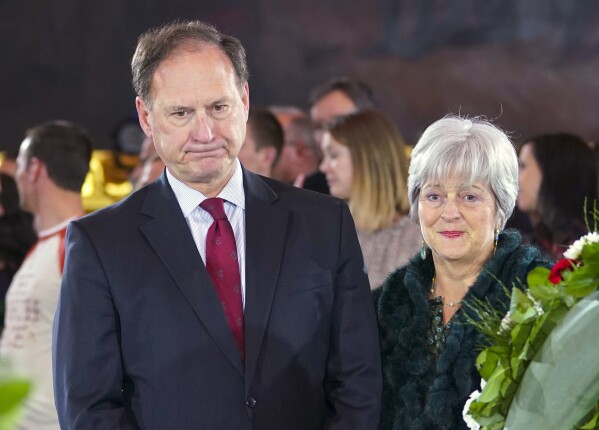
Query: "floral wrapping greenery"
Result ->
[[0, 359, 31, 430], [464, 229, 599, 429]]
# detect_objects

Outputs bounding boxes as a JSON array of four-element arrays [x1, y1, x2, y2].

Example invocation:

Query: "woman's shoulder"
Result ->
[[372, 265, 407, 310], [497, 229, 551, 264], [503, 229, 553, 269], [374, 255, 434, 315], [477, 229, 553, 299]]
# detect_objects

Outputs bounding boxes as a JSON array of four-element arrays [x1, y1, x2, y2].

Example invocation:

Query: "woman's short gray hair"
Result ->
[[408, 115, 518, 229]]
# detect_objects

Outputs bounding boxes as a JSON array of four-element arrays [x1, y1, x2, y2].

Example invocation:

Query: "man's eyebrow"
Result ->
[[161, 104, 191, 112], [209, 97, 232, 105]]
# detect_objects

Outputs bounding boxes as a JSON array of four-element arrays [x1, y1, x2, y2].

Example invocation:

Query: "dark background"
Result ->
[[1, 0, 599, 153]]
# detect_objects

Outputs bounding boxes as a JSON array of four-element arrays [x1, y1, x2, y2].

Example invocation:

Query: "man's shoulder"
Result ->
[[76, 185, 151, 230], [258, 175, 342, 212]]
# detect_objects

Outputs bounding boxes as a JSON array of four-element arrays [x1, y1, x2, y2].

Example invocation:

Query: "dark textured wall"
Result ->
[[1, 0, 598, 153]]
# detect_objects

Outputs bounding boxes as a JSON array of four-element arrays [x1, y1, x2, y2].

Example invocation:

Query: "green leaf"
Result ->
[[562, 274, 599, 298], [477, 347, 507, 380], [580, 242, 599, 261], [479, 367, 507, 403], [511, 321, 532, 351], [0, 379, 30, 414], [563, 294, 577, 308], [573, 399, 599, 429], [509, 289, 539, 324], [0, 377, 31, 430], [526, 268, 552, 289], [528, 281, 559, 304], [579, 260, 599, 277], [510, 356, 523, 377]]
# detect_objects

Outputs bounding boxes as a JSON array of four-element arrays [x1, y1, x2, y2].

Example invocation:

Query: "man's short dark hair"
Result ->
[[248, 108, 284, 165], [132, 20, 249, 108], [24, 121, 92, 192], [309, 76, 375, 110]]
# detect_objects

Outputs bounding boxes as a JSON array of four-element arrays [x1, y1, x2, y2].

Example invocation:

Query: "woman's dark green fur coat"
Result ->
[[373, 229, 551, 430]]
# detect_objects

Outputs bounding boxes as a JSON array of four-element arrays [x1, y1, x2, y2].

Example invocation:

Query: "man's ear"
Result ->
[[136, 97, 153, 138], [27, 157, 44, 183], [241, 82, 250, 120], [260, 146, 277, 170]]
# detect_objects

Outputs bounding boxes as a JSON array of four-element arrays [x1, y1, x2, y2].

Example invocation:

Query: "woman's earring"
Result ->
[[494, 228, 500, 254], [420, 239, 427, 260]]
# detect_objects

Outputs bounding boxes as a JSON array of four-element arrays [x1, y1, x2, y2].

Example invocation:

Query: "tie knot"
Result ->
[[200, 198, 227, 220]]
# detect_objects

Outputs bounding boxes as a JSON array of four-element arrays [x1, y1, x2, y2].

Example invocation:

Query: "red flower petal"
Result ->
[[548, 258, 576, 284]]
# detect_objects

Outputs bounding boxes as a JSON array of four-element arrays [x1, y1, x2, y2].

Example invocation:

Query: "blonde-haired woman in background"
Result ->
[[320, 110, 421, 288]]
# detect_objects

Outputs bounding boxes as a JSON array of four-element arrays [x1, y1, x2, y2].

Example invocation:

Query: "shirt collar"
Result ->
[[166, 158, 246, 218], [37, 216, 80, 239]]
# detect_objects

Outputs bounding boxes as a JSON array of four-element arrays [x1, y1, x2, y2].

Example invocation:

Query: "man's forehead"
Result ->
[[150, 46, 237, 98], [312, 91, 356, 120], [157, 49, 232, 78]]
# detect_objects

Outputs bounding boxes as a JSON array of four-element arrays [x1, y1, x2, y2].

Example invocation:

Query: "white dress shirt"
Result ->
[[166, 159, 246, 307]]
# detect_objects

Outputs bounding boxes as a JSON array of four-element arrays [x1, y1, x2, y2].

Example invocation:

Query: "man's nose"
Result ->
[[191, 116, 214, 143]]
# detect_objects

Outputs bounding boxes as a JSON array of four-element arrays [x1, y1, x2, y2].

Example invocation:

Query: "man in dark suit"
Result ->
[[53, 20, 381, 430]]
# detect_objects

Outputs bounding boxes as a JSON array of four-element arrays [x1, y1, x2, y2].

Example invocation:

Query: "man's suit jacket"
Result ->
[[53, 168, 381, 430]]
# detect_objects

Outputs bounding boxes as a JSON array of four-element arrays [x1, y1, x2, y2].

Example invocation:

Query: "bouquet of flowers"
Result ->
[[0, 359, 31, 430], [463, 227, 599, 429]]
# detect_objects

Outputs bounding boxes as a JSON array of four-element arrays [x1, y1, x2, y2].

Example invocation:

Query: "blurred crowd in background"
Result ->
[[0, 72, 598, 428]]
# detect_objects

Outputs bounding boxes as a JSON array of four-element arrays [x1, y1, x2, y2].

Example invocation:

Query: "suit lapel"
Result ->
[[139, 174, 244, 376], [242, 170, 289, 388]]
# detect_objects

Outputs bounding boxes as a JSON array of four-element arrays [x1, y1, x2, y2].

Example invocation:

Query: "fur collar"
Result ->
[[374, 229, 551, 430]]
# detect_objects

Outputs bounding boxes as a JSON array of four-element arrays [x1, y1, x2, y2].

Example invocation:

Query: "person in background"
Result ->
[[53, 20, 381, 430], [319, 110, 420, 288], [302, 76, 375, 194], [269, 106, 322, 191], [309, 76, 375, 145], [0, 121, 92, 430], [237, 107, 283, 178], [268, 105, 304, 133], [517, 133, 597, 260], [131, 135, 165, 190], [374, 116, 551, 429], [0, 173, 37, 327]]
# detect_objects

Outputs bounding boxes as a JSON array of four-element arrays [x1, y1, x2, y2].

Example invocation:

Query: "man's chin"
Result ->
[[174, 159, 235, 186]]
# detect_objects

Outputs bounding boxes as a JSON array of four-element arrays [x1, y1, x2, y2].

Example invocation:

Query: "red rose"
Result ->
[[548, 258, 576, 284]]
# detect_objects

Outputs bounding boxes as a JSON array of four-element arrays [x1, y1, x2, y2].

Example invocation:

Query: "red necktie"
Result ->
[[200, 198, 244, 359]]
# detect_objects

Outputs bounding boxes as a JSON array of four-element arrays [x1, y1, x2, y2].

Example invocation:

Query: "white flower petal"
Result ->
[[462, 390, 482, 429], [564, 238, 584, 259]]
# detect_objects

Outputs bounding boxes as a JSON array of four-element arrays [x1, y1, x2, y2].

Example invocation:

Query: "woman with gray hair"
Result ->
[[373, 116, 551, 429]]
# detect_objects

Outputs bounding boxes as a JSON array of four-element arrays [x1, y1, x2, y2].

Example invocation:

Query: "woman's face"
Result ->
[[419, 176, 498, 267], [517, 142, 542, 214], [319, 132, 353, 199]]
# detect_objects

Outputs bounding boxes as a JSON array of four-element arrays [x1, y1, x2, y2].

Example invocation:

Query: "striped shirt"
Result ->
[[166, 159, 246, 307]]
